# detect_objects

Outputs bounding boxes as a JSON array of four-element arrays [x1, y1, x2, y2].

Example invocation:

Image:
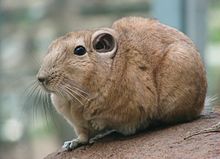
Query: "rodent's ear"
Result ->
[[91, 28, 117, 57]]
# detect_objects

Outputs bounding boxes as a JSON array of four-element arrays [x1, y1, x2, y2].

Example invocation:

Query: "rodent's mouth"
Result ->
[[39, 82, 54, 93]]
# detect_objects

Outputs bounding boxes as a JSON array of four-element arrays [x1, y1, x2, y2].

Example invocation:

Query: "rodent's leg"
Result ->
[[90, 119, 106, 131], [62, 126, 89, 151], [51, 94, 91, 150]]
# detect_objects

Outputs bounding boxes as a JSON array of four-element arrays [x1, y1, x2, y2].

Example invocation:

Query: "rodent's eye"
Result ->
[[74, 45, 87, 56]]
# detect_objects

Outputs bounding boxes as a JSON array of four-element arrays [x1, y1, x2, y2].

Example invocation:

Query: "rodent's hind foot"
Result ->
[[62, 139, 84, 151], [89, 129, 116, 144]]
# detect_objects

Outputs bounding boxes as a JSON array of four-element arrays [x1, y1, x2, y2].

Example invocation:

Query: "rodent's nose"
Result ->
[[37, 76, 47, 83]]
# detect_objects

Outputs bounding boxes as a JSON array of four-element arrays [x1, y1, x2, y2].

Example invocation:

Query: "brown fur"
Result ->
[[37, 17, 207, 149]]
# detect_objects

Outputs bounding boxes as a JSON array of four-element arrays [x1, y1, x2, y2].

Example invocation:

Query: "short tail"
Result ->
[[202, 96, 218, 115]]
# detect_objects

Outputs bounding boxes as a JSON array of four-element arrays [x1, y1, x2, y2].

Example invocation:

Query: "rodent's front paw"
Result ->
[[62, 139, 81, 151]]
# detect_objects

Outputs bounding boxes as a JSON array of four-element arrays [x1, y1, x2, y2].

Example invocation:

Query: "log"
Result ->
[[44, 112, 220, 159]]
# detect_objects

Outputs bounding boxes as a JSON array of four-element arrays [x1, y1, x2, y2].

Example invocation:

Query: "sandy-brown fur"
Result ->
[[37, 17, 207, 147]]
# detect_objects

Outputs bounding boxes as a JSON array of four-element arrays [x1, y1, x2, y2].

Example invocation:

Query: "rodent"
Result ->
[[37, 17, 207, 150]]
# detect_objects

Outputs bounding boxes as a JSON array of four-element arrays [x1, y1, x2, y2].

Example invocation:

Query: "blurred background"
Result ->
[[0, 0, 219, 158]]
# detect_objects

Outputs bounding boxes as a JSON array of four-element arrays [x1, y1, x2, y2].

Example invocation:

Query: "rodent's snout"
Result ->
[[37, 75, 48, 84], [36, 65, 50, 86], [36, 65, 62, 93], [37, 74, 54, 93], [36, 72, 55, 92], [36, 73, 50, 90]]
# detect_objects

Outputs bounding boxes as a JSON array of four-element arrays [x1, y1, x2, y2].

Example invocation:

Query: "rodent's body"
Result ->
[[37, 17, 207, 149]]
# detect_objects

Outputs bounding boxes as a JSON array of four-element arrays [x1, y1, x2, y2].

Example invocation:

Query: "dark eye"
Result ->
[[74, 45, 86, 56]]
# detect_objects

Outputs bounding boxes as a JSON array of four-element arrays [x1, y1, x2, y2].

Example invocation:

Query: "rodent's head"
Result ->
[[37, 28, 118, 100]]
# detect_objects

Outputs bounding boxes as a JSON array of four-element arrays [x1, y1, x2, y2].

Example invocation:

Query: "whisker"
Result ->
[[63, 78, 90, 96], [65, 88, 84, 105], [45, 93, 61, 129], [46, 93, 52, 109], [54, 87, 66, 99], [22, 80, 40, 122], [40, 89, 49, 123], [60, 85, 84, 105], [24, 80, 38, 95], [24, 81, 39, 103], [33, 86, 42, 119], [45, 93, 55, 121], [46, 93, 53, 115], [70, 85, 89, 96], [23, 79, 58, 129], [63, 84, 88, 101]]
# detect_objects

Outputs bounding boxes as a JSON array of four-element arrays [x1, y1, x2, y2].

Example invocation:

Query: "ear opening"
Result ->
[[93, 33, 115, 52], [92, 29, 117, 56]]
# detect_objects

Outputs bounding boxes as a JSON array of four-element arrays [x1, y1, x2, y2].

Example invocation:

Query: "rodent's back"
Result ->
[[112, 17, 207, 123]]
